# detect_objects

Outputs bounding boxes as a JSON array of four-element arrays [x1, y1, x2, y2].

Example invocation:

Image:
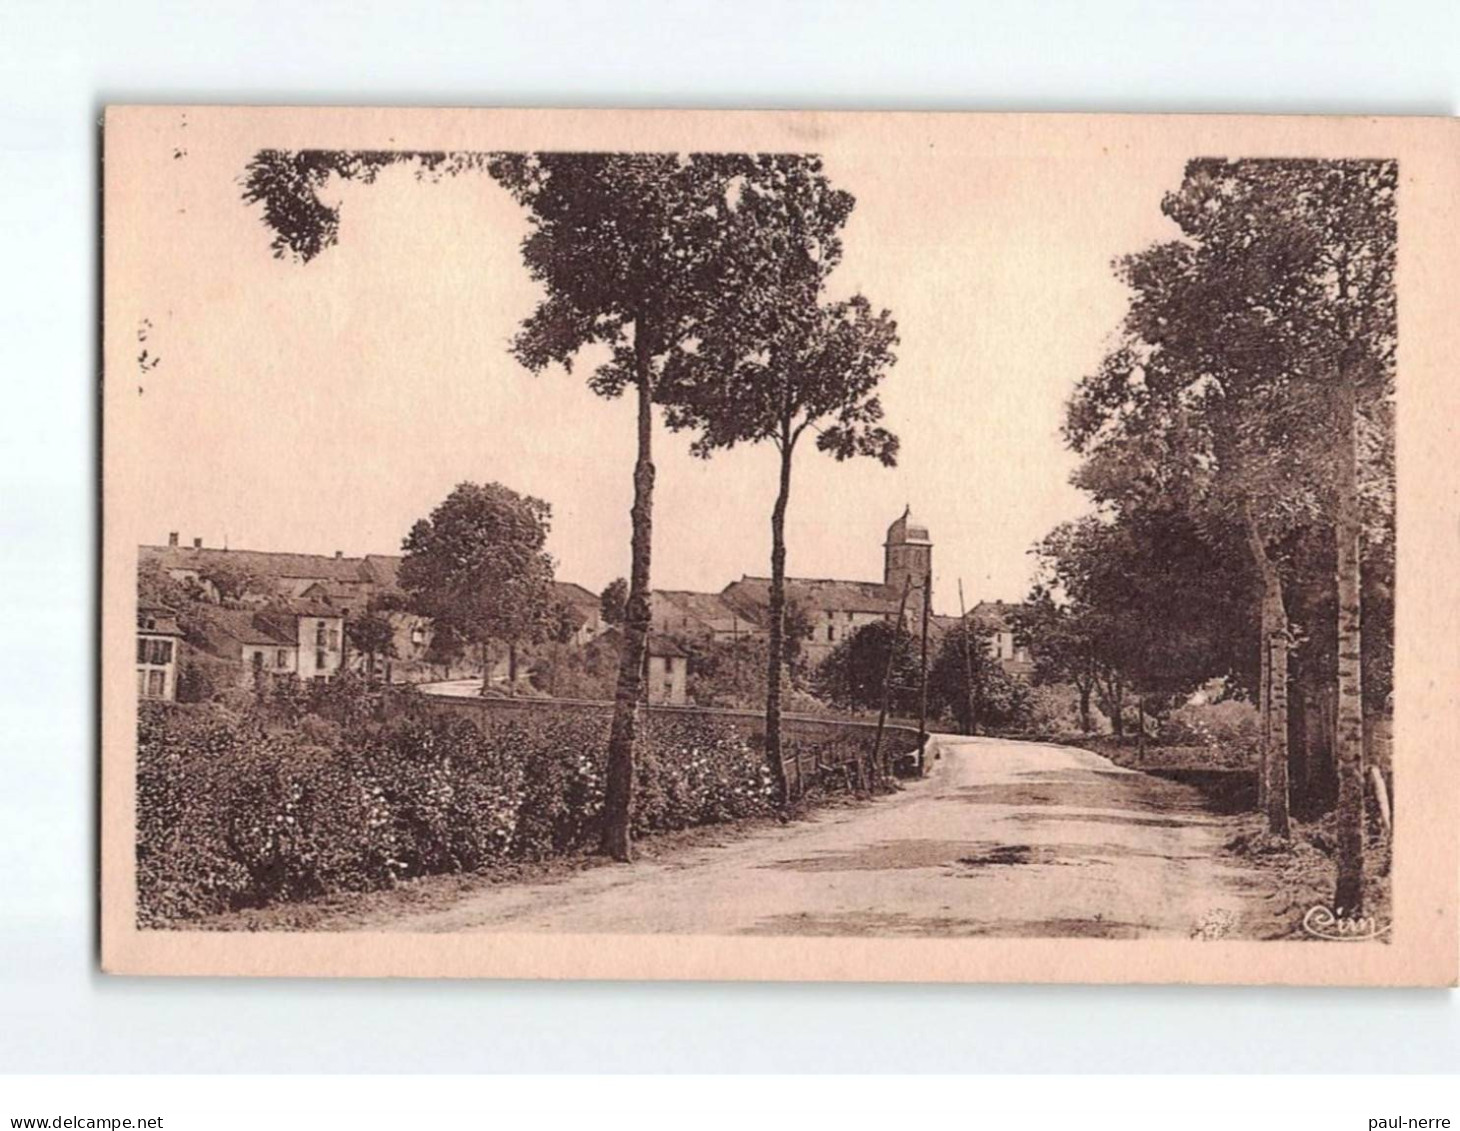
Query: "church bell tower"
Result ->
[[884, 505, 932, 630]]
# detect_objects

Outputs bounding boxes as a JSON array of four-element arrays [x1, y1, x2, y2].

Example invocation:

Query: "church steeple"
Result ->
[[884, 505, 932, 627]]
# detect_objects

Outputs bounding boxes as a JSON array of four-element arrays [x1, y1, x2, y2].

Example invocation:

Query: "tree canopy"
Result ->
[[398, 481, 557, 664]]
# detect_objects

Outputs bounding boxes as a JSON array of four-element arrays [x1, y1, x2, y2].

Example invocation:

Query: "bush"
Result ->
[[1159, 699, 1261, 762], [136, 700, 780, 924]]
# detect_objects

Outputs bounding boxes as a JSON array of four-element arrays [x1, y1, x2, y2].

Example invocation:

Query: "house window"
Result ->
[[327, 628, 340, 650], [315, 622, 327, 646], [252, 650, 265, 668], [827, 624, 835, 642], [316, 649, 326, 670], [137, 638, 172, 665], [147, 669, 165, 698], [277, 649, 289, 669]]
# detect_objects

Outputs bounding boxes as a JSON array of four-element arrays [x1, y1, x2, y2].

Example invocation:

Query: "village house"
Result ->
[[554, 581, 609, 646], [968, 599, 1035, 678], [585, 628, 689, 706], [190, 601, 345, 689], [136, 604, 183, 700], [650, 589, 763, 646], [140, 514, 1034, 702], [713, 506, 935, 666], [142, 535, 387, 607]]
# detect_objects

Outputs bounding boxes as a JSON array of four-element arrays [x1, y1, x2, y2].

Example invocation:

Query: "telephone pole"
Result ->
[[958, 579, 977, 736]]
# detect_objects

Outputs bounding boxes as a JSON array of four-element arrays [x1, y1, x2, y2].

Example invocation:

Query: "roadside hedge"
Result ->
[[136, 701, 777, 925]]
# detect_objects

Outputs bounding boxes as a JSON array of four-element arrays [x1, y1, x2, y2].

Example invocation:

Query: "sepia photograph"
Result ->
[[100, 106, 1458, 984]]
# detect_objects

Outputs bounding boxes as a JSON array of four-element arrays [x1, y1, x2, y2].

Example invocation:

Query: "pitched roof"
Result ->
[[140, 544, 370, 584], [969, 600, 1027, 629], [136, 605, 183, 636], [722, 575, 900, 616], [554, 581, 601, 610], [278, 599, 344, 619], [653, 589, 755, 629], [590, 626, 688, 658], [359, 554, 402, 587], [196, 608, 297, 650]]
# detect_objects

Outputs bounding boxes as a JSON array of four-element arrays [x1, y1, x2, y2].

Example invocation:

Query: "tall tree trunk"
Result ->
[[1104, 676, 1125, 739], [1076, 678, 1093, 733], [478, 640, 491, 697], [601, 321, 655, 862], [1333, 375, 1366, 913], [1287, 655, 1310, 819], [508, 642, 518, 694], [1243, 507, 1290, 837], [763, 435, 794, 806]]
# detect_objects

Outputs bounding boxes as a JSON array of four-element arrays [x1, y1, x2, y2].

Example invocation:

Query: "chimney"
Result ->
[[193, 537, 203, 550], [167, 532, 179, 547], [334, 550, 343, 560]]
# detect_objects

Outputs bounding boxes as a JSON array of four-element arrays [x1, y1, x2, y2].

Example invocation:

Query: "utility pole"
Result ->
[[958, 579, 977, 737], [871, 574, 913, 782], [916, 569, 932, 776]]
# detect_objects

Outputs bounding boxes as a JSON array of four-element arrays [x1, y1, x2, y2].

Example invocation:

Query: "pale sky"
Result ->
[[118, 113, 1188, 615]]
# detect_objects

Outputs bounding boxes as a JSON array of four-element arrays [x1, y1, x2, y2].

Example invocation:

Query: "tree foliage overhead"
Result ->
[[1042, 156, 1396, 878], [1067, 159, 1395, 548]]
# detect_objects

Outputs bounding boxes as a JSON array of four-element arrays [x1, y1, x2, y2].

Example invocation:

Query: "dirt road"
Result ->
[[362, 736, 1273, 939]]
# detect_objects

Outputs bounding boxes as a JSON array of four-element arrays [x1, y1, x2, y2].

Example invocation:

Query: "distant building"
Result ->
[[586, 629, 689, 705], [554, 581, 609, 646], [143, 535, 379, 606], [190, 601, 344, 688], [715, 506, 934, 666], [136, 604, 183, 700], [646, 635, 690, 706], [651, 590, 761, 645], [138, 511, 1028, 701], [967, 600, 1035, 678]]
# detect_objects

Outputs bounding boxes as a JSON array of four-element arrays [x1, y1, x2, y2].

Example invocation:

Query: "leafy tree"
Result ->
[[662, 159, 897, 801], [1010, 588, 1100, 733], [486, 152, 789, 858], [926, 620, 1029, 733], [195, 556, 276, 606], [242, 148, 880, 860], [667, 289, 899, 801], [1022, 512, 1254, 745], [1071, 159, 1395, 905], [398, 482, 556, 698], [599, 577, 628, 627], [422, 617, 467, 677], [673, 602, 813, 711], [813, 620, 920, 717], [346, 610, 398, 684]]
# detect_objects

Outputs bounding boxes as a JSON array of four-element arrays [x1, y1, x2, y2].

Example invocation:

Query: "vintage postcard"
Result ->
[[101, 106, 1459, 984]]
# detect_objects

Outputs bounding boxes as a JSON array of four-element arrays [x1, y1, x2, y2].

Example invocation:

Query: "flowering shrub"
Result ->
[[136, 701, 787, 924]]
